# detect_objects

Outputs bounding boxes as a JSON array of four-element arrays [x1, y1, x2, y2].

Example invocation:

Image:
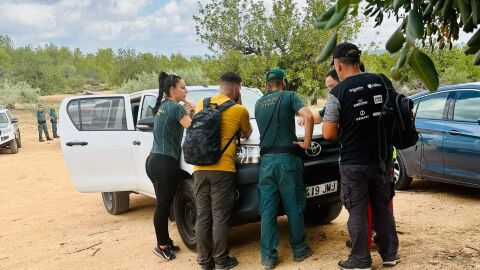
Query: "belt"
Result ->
[[260, 146, 302, 156]]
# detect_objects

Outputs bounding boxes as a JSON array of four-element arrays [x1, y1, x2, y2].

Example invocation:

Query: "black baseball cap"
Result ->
[[330, 42, 362, 66]]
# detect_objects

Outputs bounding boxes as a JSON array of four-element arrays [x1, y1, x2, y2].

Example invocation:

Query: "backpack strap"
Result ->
[[203, 97, 212, 109], [217, 99, 236, 112]]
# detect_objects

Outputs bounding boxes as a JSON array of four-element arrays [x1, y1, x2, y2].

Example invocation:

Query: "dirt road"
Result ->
[[1, 108, 479, 270]]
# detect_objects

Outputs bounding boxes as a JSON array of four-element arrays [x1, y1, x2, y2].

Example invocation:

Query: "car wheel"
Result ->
[[393, 151, 413, 190], [16, 132, 22, 148], [174, 178, 197, 251], [102, 192, 130, 215], [304, 201, 343, 225], [9, 138, 18, 154]]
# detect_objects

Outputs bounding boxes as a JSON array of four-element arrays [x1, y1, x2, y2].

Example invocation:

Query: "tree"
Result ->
[[314, 0, 480, 91], [194, 0, 361, 99]]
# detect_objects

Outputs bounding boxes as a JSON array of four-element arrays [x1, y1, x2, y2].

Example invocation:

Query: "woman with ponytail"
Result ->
[[146, 71, 194, 260]]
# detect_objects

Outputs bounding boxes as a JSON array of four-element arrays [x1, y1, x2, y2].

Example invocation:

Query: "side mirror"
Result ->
[[137, 117, 154, 132], [11, 118, 18, 124]]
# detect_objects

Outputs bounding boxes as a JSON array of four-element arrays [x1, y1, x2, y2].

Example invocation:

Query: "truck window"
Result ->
[[67, 97, 127, 131], [0, 113, 7, 124], [140, 95, 157, 120]]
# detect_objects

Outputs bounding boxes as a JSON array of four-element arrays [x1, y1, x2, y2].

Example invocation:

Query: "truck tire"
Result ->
[[16, 132, 22, 148], [393, 152, 413, 190], [102, 192, 130, 215], [174, 178, 197, 251], [9, 138, 18, 154], [304, 201, 343, 225]]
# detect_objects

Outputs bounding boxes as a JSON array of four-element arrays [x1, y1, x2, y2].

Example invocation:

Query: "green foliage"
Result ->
[[0, 80, 40, 108], [315, 0, 480, 91], [115, 72, 157, 94]]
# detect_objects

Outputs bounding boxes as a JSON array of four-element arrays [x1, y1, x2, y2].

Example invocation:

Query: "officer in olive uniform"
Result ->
[[254, 68, 314, 269], [48, 108, 59, 138], [36, 105, 52, 142]]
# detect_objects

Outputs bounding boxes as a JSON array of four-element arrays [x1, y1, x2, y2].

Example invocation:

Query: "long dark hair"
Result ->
[[152, 72, 182, 116]]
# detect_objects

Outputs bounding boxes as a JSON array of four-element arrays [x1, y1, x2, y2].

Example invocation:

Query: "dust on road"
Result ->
[[1, 107, 479, 270]]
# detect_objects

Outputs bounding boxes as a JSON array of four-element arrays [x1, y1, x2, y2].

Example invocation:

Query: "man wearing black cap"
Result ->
[[322, 43, 400, 270]]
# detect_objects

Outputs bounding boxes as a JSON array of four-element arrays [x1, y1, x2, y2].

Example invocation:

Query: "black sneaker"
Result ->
[[383, 255, 401, 267], [152, 246, 175, 260], [294, 247, 313, 262], [216, 256, 238, 270], [47, 138, 53, 141], [166, 239, 180, 253], [200, 261, 215, 270], [338, 258, 371, 270]]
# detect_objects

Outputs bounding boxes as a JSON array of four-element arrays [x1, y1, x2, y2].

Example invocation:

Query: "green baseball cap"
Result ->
[[265, 68, 287, 82]]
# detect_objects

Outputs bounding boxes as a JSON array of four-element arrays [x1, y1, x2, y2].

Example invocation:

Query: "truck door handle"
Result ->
[[447, 130, 461, 136], [133, 140, 141, 146], [66, 141, 88, 146]]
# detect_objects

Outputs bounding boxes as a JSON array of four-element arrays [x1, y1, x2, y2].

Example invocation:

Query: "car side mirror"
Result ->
[[11, 118, 18, 123], [137, 117, 154, 132]]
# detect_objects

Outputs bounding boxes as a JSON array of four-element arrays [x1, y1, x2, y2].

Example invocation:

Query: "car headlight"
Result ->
[[236, 145, 261, 164]]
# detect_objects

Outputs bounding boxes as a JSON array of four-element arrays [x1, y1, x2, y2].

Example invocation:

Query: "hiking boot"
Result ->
[[166, 239, 180, 253], [216, 256, 238, 270], [200, 261, 215, 270], [47, 137, 53, 141], [293, 247, 313, 262], [53, 135, 60, 138], [39, 139, 45, 142], [383, 255, 401, 267], [262, 261, 276, 270], [152, 246, 175, 261], [338, 257, 371, 270]]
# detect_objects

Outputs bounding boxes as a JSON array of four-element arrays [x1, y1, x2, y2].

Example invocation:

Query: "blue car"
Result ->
[[394, 83, 480, 189]]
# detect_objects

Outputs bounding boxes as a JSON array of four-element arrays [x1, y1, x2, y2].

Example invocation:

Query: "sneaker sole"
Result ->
[[383, 258, 401, 267], [338, 267, 371, 270]]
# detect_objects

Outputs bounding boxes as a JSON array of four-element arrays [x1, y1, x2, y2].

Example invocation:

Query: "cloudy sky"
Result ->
[[0, 0, 471, 56]]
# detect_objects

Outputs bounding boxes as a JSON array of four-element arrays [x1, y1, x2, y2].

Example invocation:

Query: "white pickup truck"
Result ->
[[59, 86, 342, 250], [0, 107, 21, 154]]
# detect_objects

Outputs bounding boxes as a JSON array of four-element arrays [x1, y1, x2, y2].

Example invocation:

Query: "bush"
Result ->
[[115, 71, 157, 94], [0, 80, 40, 108], [115, 67, 209, 94]]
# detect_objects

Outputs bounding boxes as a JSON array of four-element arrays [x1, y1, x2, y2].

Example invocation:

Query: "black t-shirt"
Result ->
[[323, 73, 391, 165]]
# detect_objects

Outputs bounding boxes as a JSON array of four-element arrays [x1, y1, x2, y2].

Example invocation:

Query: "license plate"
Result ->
[[306, 181, 338, 198]]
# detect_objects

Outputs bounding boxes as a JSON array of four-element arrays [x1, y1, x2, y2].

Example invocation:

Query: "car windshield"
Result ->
[[186, 89, 262, 118], [0, 113, 8, 123]]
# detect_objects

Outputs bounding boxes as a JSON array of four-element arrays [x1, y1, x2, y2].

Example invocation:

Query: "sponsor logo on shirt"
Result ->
[[356, 110, 369, 121], [193, 121, 205, 128], [373, 95, 383, 104], [367, 83, 382, 89], [353, 99, 368, 108], [373, 111, 381, 117], [349, 86, 364, 93]]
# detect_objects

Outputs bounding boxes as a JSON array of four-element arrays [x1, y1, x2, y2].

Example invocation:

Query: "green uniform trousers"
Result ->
[[258, 153, 308, 265], [51, 121, 58, 137], [38, 123, 50, 140]]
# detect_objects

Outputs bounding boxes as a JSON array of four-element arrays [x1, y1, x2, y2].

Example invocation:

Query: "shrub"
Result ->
[[0, 80, 40, 108]]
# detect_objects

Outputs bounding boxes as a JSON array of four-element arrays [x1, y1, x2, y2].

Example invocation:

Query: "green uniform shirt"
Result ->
[[151, 100, 188, 160], [36, 111, 46, 123], [254, 90, 304, 148], [49, 110, 58, 123]]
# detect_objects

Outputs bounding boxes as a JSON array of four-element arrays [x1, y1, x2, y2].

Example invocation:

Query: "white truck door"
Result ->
[[131, 94, 156, 196], [60, 95, 138, 193]]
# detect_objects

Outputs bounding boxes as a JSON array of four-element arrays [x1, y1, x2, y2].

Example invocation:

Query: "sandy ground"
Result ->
[[1, 100, 480, 270]]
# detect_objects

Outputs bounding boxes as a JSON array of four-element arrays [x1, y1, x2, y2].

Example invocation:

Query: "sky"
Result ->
[[0, 0, 473, 56]]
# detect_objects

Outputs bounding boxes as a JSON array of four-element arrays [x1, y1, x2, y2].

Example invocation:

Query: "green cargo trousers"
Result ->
[[258, 153, 309, 265], [38, 122, 50, 141]]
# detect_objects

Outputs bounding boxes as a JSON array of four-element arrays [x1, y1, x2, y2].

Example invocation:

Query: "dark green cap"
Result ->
[[265, 68, 286, 82]]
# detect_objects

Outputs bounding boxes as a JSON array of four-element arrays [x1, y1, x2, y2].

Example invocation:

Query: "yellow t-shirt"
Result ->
[[193, 94, 251, 172]]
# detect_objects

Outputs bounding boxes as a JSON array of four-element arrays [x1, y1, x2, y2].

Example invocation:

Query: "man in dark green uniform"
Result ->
[[36, 105, 52, 142], [254, 68, 314, 269], [48, 108, 59, 138]]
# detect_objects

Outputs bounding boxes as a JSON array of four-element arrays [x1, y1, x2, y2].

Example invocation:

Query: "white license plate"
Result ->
[[306, 181, 338, 198]]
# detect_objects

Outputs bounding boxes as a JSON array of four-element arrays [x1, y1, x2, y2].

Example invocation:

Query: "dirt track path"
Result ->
[[1, 109, 479, 270]]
